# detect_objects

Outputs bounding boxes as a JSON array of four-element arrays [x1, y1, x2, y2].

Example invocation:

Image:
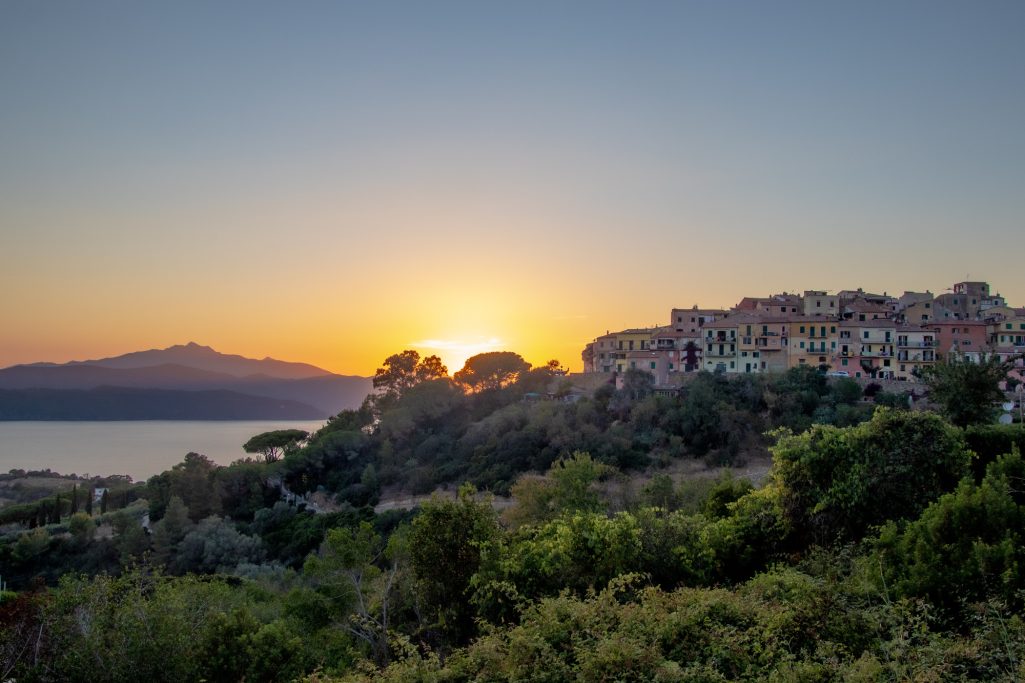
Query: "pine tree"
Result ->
[[100, 489, 109, 515], [70, 485, 79, 514], [85, 489, 93, 516], [53, 494, 61, 524]]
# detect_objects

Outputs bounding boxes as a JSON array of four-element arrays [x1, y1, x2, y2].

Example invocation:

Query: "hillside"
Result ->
[[0, 343, 372, 418], [0, 386, 325, 420]]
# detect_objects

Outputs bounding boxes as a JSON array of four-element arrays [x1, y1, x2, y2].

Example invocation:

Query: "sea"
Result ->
[[0, 420, 326, 482]]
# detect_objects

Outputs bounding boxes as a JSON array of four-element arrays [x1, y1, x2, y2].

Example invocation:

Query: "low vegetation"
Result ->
[[2, 350, 1023, 681]]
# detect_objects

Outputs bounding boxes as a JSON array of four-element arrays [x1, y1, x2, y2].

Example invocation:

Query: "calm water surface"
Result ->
[[0, 421, 325, 481]]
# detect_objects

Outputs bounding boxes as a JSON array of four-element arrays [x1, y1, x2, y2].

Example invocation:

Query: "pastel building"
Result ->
[[788, 317, 840, 370], [671, 306, 726, 334], [582, 278, 1016, 381], [894, 325, 937, 380], [929, 321, 990, 362], [650, 327, 702, 373], [803, 290, 840, 317], [837, 318, 897, 378], [702, 317, 740, 373]]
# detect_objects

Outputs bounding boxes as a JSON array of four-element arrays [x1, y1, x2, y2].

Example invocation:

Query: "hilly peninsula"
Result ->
[[0, 343, 372, 420]]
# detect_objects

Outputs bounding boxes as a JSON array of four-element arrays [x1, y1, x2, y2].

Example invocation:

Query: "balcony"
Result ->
[[757, 339, 784, 351], [897, 340, 938, 348]]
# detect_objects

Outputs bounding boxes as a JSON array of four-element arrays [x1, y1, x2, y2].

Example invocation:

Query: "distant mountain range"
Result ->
[[0, 343, 372, 420]]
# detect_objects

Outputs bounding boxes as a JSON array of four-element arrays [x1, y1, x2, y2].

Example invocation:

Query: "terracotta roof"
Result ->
[[929, 320, 988, 327], [625, 350, 664, 359], [652, 328, 699, 339], [840, 318, 897, 329], [844, 301, 893, 313]]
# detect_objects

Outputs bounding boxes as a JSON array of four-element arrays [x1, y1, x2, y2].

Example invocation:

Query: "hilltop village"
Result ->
[[583, 280, 1025, 384]]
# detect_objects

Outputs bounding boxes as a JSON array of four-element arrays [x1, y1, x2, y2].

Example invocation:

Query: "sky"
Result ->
[[1, 1, 1023, 375]]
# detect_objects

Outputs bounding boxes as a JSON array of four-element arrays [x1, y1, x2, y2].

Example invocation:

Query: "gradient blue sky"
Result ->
[[2, 1, 1023, 373]]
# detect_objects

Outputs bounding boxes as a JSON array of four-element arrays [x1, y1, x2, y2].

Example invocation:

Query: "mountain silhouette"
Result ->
[[1, 344, 372, 419]]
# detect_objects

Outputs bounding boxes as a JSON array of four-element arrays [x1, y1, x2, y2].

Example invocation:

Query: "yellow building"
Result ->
[[788, 317, 840, 371]]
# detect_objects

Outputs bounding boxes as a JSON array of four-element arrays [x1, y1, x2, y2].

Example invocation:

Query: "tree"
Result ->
[[85, 488, 93, 516], [68, 512, 95, 545], [303, 522, 407, 666], [372, 350, 449, 408], [875, 450, 1025, 616], [924, 351, 1017, 427], [70, 485, 78, 514], [176, 517, 265, 574], [408, 485, 501, 644], [150, 496, 194, 568], [505, 452, 612, 528], [771, 408, 972, 545], [454, 352, 530, 393], [242, 429, 309, 463]]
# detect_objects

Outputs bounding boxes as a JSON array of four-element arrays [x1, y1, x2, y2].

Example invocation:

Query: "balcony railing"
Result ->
[[897, 340, 938, 348]]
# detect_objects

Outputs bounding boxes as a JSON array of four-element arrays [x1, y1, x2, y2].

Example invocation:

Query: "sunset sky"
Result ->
[[2, 1, 1023, 375]]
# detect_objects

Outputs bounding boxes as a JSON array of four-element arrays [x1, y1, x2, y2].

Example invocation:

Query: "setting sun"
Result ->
[[410, 337, 504, 375]]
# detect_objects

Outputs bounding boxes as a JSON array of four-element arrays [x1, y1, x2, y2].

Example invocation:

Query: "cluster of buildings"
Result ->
[[582, 281, 1025, 385]]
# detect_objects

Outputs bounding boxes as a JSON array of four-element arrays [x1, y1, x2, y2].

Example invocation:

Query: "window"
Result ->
[[830, 326, 836, 333], [863, 331, 869, 338], [816, 301, 821, 308], [730, 361, 735, 369], [630, 361, 636, 369], [842, 359, 848, 366], [799, 341, 805, 349], [650, 362, 656, 369], [669, 363, 674, 370], [800, 326, 806, 333]]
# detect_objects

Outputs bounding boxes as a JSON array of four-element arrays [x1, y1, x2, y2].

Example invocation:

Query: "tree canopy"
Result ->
[[924, 351, 1016, 427], [242, 429, 309, 463], [453, 352, 530, 392]]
